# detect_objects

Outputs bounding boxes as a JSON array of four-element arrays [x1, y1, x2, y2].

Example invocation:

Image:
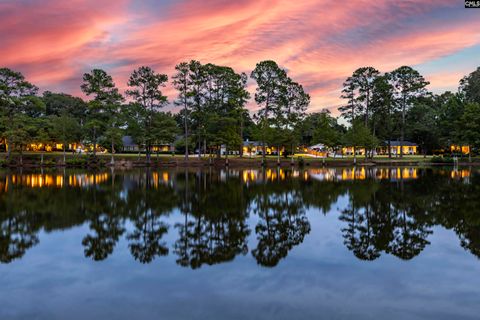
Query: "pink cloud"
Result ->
[[0, 0, 130, 89], [1, 0, 478, 115]]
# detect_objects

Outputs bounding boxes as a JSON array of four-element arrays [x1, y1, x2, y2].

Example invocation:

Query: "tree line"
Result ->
[[319, 65, 480, 160], [1, 61, 479, 163]]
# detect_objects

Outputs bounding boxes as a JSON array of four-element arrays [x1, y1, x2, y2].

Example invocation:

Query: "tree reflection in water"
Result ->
[[340, 180, 383, 261], [127, 208, 169, 264], [0, 167, 478, 265], [0, 213, 39, 263], [81, 173, 126, 261], [252, 169, 311, 267], [340, 178, 432, 261], [174, 170, 250, 269], [125, 171, 173, 263]]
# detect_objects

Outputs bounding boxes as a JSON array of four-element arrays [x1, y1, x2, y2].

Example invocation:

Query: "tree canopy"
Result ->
[[0, 62, 479, 161]]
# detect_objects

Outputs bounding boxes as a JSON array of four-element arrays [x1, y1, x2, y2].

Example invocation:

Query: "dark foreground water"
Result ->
[[0, 167, 479, 319]]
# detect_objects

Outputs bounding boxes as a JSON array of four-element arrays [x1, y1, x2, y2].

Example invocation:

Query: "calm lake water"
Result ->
[[1, 166, 479, 319]]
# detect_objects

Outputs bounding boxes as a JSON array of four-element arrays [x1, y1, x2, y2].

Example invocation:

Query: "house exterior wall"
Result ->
[[377, 146, 417, 155], [450, 145, 470, 154], [342, 147, 366, 155]]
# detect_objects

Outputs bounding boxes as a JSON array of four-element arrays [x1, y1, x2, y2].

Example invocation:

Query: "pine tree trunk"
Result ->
[[291, 144, 294, 165], [203, 139, 206, 158], [400, 96, 406, 158], [262, 141, 266, 166], [110, 139, 115, 165], [365, 90, 370, 128], [240, 119, 244, 158], [6, 138, 10, 159], [277, 145, 280, 166], [184, 105, 189, 161], [225, 146, 229, 166], [93, 127, 97, 158], [146, 144, 151, 164]]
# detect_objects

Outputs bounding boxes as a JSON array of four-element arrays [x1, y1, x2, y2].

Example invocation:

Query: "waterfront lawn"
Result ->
[[0, 152, 436, 163]]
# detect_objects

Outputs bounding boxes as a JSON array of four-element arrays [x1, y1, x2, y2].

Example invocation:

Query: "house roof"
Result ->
[[385, 140, 418, 147], [309, 143, 326, 149], [243, 140, 263, 147], [122, 136, 137, 147], [122, 136, 173, 147]]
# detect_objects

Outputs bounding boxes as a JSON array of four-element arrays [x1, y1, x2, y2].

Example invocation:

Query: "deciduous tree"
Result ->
[[0, 68, 38, 158]]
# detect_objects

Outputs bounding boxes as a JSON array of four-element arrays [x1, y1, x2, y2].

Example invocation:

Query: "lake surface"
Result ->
[[0, 166, 479, 319]]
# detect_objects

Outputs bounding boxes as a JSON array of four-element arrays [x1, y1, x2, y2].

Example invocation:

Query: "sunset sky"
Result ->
[[1, 0, 479, 114]]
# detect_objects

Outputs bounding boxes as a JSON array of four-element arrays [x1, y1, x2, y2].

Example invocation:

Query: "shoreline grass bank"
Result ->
[[0, 153, 478, 168]]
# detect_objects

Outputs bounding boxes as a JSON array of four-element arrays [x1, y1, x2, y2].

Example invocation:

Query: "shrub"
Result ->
[[42, 159, 56, 166], [65, 157, 88, 166], [431, 156, 454, 163], [298, 156, 305, 167]]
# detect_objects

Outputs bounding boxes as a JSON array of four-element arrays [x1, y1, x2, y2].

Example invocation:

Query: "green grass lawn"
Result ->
[[293, 154, 432, 161], [0, 152, 473, 164], [0, 151, 427, 159]]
